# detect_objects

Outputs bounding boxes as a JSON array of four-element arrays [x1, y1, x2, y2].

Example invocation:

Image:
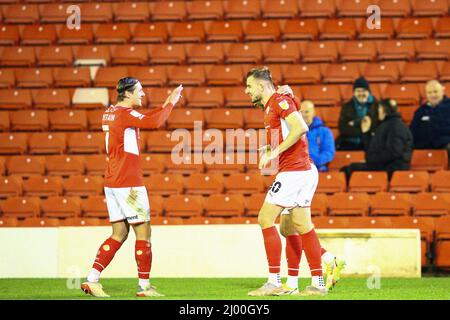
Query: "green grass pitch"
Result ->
[[0, 278, 449, 300]]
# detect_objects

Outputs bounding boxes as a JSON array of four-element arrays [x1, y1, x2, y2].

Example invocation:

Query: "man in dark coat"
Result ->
[[342, 99, 413, 180], [410, 80, 450, 165], [336, 77, 379, 150]]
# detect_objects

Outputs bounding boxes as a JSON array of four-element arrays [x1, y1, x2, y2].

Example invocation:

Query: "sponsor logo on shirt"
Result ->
[[278, 100, 289, 110]]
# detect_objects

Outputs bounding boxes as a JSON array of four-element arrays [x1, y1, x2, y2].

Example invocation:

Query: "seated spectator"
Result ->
[[336, 77, 379, 151], [300, 100, 335, 172], [410, 80, 450, 163], [341, 99, 413, 180]]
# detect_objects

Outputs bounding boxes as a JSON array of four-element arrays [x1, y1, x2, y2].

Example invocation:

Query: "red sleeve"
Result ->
[[273, 96, 298, 119], [121, 103, 174, 129]]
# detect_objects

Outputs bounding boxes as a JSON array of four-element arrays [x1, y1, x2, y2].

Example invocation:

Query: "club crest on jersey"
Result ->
[[278, 100, 289, 110]]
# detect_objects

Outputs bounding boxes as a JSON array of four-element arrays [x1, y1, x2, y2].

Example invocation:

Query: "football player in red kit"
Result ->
[[81, 77, 183, 297], [245, 67, 327, 296]]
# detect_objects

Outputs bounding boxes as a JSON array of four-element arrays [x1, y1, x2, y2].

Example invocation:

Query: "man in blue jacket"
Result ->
[[300, 100, 336, 172], [410, 80, 450, 165]]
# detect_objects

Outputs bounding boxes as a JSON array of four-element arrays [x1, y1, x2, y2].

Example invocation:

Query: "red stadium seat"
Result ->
[[369, 192, 412, 216], [435, 216, 450, 267], [81, 195, 108, 219], [204, 108, 244, 129], [206, 20, 243, 42], [223, 86, 251, 107], [244, 20, 281, 42], [440, 62, 450, 82], [206, 65, 243, 86], [313, 217, 350, 229], [0, 46, 35, 67], [382, 84, 420, 106], [311, 193, 328, 216], [45, 155, 85, 176], [41, 196, 81, 219], [184, 173, 224, 195], [431, 171, 450, 192], [338, 41, 377, 62], [263, 42, 300, 64], [36, 46, 73, 67], [168, 65, 205, 86], [400, 62, 438, 83], [164, 195, 204, 218], [63, 175, 103, 197], [53, 67, 91, 88], [204, 194, 245, 217], [0, 217, 19, 227], [169, 22, 205, 43], [299, 0, 336, 18], [0, 175, 22, 198], [57, 24, 94, 45], [145, 174, 184, 196], [204, 153, 246, 174], [78, 3, 113, 23], [166, 108, 204, 130], [150, 1, 186, 21], [328, 151, 365, 171], [300, 85, 341, 107], [165, 154, 205, 175], [21, 24, 56, 45], [262, 0, 298, 18], [281, 19, 319, 41], [146, 130, 186, 153], [377, 40, 416, 61], [317, 106, 340, 128], [185, 87, 224, 108], [349, 171, 388, 193], [300, 41, 338, 63], [10, 110, 49, 131], [396, 18, 433, 39], [73, 45, 110, 65], [0, 196, 40, 218], [224, 0, 260, 19], [0, 24, 20, 45], [0, 69, 15, 89], [187, 43, 225, 64], [317, 171, 347, 194], [111, 44, 148, 65], [59, 217, 105, 227], [15, 68, 53, 89], [113, 2, 150, 22], [328, 192, 369, 216], [0, 111, 10, 131], [2, 4, 39, 24], [128, 66, 167, 87], [0, 89, 32, 110], [18, 217, 61, 227], [362, 62, 400, 83], [0, 133, 28, 155], [22, 175, 63, 197], [149, 44, 186, 65], [32, 89, 71, 110], [415, 39, 450, 61], [243, 108, 264, 129], [336, 0, 373, 17], [412, 193, 450, 216], [320, 19, 357, 40], [67, 132, 104, 154], [144, 87, 176, 108], [389, 171, 430, 193], [224, 173, 265, 195], [140, 153, 168, 176], [281, 64, 321, 84], [49, 109, 87, 131], [94, 67, 129, 88], [6, 155, 45, 176], [358, 18, 395, 40], [411, 0, 448, 16], [322, 63, 360, 84], [131, 23, 168, 44], [376, 0, 411, 17], [148, 195, 164, 217], [435, 17, 450, 38], [411, 149, 448, 171], [186, 0, 224, 20], [85, 154, 107, 176], [244, 193, 265, 216], [28, 132, 66, 155], [225, 43, 263, 64]]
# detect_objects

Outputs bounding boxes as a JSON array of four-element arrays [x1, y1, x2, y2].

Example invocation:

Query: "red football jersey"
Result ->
[[102, 103, 173, 188], [263, 93, 311, 172]]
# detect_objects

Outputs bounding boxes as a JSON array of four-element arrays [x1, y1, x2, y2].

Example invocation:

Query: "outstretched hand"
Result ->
[[164, 84, 183, 107]]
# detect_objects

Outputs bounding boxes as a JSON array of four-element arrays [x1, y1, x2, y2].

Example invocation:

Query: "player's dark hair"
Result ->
[[117, 77, 139, 101], [379, 98, 398, 116], [246, 66, 274, 84]]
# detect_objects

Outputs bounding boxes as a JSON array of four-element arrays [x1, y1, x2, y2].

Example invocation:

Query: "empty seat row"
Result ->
[[2, 40, 450, 67], [2, 1, 450, 23]]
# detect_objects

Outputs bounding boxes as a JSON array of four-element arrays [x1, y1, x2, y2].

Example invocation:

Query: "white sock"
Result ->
[[286, 275, 298, 289], [312, 275, 325, 288], [87, 268, 101, 283], [139, 278, 150, 289], [322, 251, 336, 265], [268, 273, 281, 286]]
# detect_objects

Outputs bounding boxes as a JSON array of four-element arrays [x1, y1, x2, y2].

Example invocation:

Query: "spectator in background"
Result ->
[[341, 99, 413, 180], [300, 100, 335, 172], [336, 77, 379, 151], [410, 80, 450, 163]]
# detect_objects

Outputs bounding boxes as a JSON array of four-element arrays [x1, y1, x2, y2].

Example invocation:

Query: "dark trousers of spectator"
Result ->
[[336, 140, 364, 151], [446, 143, 450, 169]]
